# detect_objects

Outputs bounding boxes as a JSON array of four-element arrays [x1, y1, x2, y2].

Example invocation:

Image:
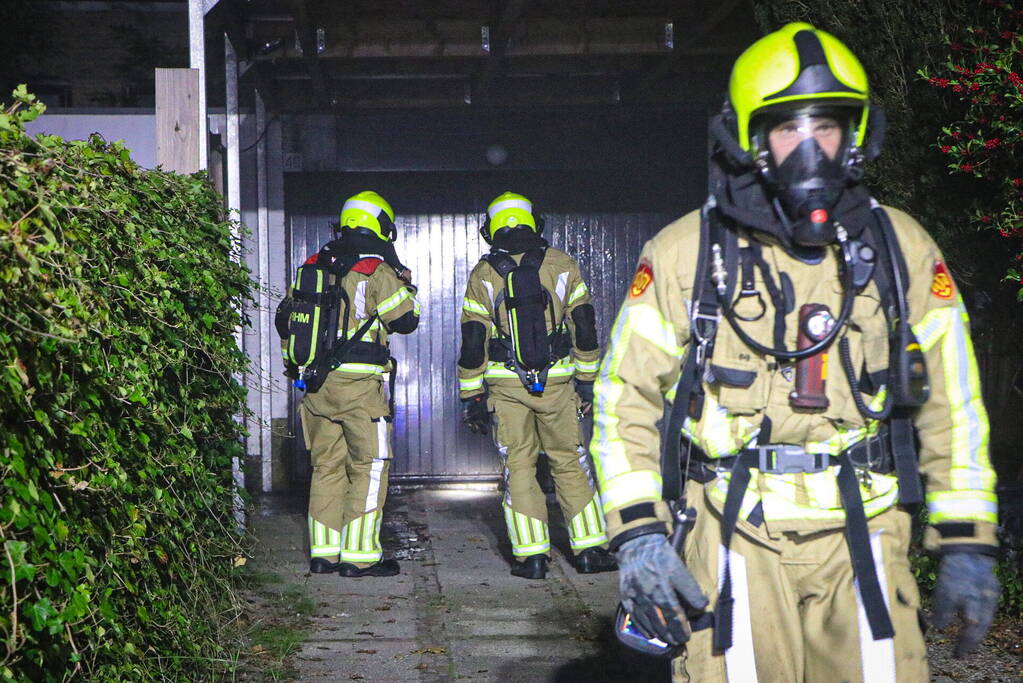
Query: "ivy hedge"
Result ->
[[0, 87, 251, 680]]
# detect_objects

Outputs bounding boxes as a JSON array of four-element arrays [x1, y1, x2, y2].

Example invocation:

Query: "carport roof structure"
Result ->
[[199, 0, 760, 113]]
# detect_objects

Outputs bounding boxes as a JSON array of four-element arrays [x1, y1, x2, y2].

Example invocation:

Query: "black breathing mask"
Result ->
[[750, 107, 862, 247], [773, 136, 845, 246]]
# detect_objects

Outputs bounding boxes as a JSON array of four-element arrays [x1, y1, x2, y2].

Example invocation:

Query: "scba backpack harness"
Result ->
[[483, 248, 572, 393], [661, 200, 931, 651], [277, 240, 390, 394]]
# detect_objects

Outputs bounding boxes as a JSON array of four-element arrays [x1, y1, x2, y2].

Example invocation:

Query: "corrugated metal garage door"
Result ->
[[286, 209, 671, 480]]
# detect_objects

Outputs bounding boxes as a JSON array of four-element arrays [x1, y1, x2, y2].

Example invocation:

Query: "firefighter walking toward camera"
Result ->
[[277, 190, 419, 578], [594, 24, 999, 681], [458, 191, 617, 579]]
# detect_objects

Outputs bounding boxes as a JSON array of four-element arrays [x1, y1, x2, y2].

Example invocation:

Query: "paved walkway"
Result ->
[[249, 488, 670, 682]]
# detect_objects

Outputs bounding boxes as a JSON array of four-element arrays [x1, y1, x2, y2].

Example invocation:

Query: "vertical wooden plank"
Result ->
[[155, 68, 201, 175]]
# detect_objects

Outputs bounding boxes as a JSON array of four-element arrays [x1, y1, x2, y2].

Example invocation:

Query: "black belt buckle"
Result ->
[[755, 444, 828, 474]]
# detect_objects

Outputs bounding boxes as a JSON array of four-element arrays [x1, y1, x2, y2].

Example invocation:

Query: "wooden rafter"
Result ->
[[476, 0, 530, 103], [289, 0, 332, 109], [626, 0, 746, 99]]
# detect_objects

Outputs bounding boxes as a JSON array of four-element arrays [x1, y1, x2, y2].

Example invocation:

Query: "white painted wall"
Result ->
[[25, 112, 157, 169]]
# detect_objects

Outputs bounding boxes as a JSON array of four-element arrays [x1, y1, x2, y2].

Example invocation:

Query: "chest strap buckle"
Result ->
[[747, 444, 832, 475]]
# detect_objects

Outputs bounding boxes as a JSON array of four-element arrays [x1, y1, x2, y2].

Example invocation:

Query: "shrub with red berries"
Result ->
[[921, 0, 1023, 298]]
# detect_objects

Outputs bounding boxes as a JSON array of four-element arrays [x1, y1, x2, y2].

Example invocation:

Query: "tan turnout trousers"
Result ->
[[491, 382, 607, 558], [673, 480, 929, 682], [301, 373, 392, 568]]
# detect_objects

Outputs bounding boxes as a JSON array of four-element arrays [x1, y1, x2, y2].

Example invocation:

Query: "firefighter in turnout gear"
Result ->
[[594, 24, 999, 681], [458, 192, 617, 579], [279, 190, 420, 577]]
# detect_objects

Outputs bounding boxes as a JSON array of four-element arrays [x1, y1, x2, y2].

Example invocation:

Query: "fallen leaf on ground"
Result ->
[[411, 647, 448, 655], [356, 649, 377, 654]]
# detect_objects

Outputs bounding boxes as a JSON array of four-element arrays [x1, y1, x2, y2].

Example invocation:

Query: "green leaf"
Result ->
[[23, 598, 58, 633]]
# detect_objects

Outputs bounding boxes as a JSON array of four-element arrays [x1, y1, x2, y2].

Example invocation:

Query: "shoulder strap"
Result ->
[[483, 251, 518, 278], [868, 205, 925, 506], [520, 247, 546, 269], [662, 204, 716, 501], [315, 241, 360, 343], [661, 205, 743, 500]]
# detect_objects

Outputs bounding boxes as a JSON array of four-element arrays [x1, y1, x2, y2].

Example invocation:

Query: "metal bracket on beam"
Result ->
[[203, 0, 220, 15], [629, 0, 744, 99], [481, 25, 491, 54], [290, 0, 332, 109], [664, 22, 674, 50]]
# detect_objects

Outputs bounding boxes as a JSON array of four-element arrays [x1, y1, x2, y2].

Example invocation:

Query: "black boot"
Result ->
[[338, 559, 401, 577], [510, 554, 548, 579], [574, 547, 618, 574], [309, 558, 342, 574]]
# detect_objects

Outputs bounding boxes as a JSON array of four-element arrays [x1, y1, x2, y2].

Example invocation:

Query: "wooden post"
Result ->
[[155, 68, 201, 174]]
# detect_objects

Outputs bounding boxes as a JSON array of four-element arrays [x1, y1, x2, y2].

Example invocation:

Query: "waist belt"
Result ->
[[696, 437, 893, 476], [703, 437, 895, 651], [330, 339, 389, 369]]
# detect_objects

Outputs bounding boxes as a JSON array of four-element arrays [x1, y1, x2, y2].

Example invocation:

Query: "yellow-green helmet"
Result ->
[[484, 191, 537, 241], [339, 190, 396, 241], [729, 23, 869, 154]]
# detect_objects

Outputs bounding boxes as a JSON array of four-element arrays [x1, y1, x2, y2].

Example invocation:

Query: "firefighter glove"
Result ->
[[461, 394, 490, 434], [617, 532, 708, 645], [575, 380, 595, 416], [933, 551, 1000, 657]]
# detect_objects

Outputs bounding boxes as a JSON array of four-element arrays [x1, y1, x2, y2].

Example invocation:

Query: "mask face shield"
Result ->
[[749, 105, 863, 246]]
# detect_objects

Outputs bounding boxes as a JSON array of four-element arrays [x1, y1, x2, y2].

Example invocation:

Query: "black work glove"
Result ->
[[575, 380, 594, 416], [933, 552, 1000, 656], [461, 394, 490, 434], [284, 362, 300, 380], [617, 533, 708, 645]]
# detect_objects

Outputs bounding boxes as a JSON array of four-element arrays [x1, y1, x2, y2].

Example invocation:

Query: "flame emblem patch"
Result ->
[[630, 261, 654, 298], [931, 259, 954, 299]]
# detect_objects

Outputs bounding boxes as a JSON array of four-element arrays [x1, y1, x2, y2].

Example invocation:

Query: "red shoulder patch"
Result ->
[[629, 261, 654, 298], [931, 259, 954, 299], [352, 257, 384, 275], [303, 253, 320, 265]]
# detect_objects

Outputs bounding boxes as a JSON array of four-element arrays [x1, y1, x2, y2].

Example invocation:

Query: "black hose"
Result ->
[[719, 268, 854, 360], [838, 336, 893, 420]]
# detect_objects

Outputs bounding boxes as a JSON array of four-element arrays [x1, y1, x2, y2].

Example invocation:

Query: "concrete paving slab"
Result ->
[[249, 487, 673, 682]]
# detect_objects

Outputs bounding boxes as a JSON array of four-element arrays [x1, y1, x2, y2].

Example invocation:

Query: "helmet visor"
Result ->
[[750, 105, 860, 171]]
